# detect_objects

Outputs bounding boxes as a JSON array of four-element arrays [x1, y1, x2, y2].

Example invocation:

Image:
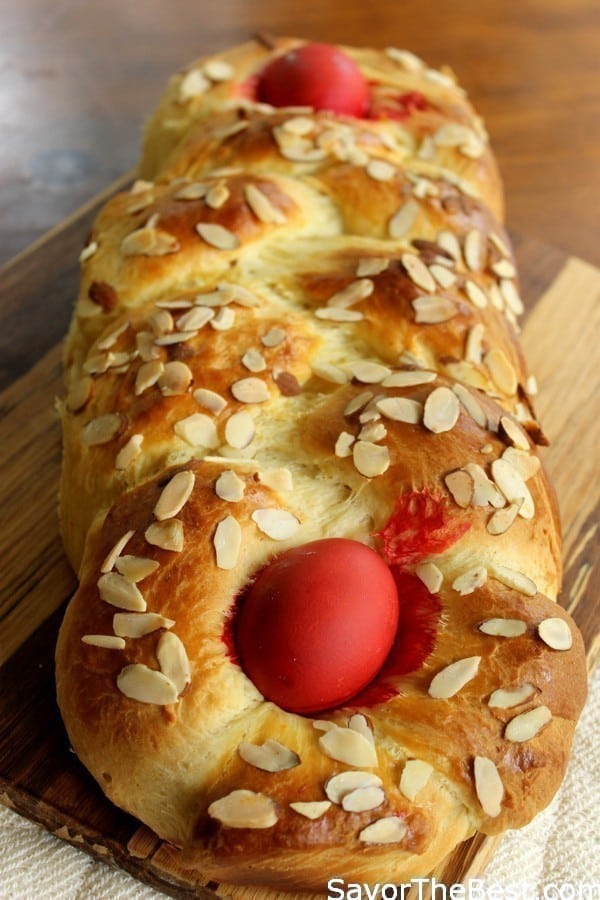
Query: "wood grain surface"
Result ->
[[0, 175, 597, 896], [1, 0, 599, 269]]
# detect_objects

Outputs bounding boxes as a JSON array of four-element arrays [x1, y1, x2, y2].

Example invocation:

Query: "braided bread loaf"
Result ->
[[56, 37, 587, 891]]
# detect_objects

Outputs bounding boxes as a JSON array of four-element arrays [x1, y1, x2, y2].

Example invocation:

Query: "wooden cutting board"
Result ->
[[0, 179, 598, 899]]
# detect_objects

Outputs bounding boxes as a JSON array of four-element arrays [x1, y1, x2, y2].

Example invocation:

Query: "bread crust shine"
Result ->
[[56, 37, 587, 891]]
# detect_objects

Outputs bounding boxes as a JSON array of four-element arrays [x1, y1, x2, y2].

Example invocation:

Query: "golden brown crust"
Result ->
[[56, 37, 587, 892]]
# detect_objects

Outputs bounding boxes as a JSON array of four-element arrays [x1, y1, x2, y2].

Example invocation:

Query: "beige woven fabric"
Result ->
[[0, 668, 598, 899]]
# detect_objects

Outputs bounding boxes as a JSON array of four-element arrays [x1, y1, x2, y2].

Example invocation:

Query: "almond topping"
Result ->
[[81, 635, 125, 650], [208, 790, 278, 829], [205, 181, 230, 210], [400, 759, 433, 801], [174, 181, 208, 200], [376, 397, 423, 424], [231, 377, 269, 404], [115, 434, 143, 469], [117, 665, 178, 705], [347, 361, 392, 383], [258, 468, 293, 492], [492, 565, 537, 596], [214, 515, 241, 569], [289, 801, 331, 819], [389, 200, 419, 238], [215, 470, 245, 502], [445, 470, 474, 508], [225, 410, 255, 448], [174, 413, 219, 448], [437, 230, 462, 262], [452, 567, 487, 596], [505, 706, 552, 742], [491, 458, 534, 519], [344, 391, 373, 416], [81, 414, 122, 446], [325, 772, 382, 804], [412, 295, 457, 324], [145, 519, 184, 552], [366, 159, 396, 181], [195, 222, 239, 250], [193, 387, 227, 414], [382, 370, 436, 388], [348, 713, 375, 744], [465, 323, 485, 365], [157, 361, 192, 396], [489, 683, 536, 709], [113, 612, 174, 638], [487, 501, 523, 535], [452, 384, 487, 428], [359, 422, 387, 442], [402, 253, 436, 292], [428, 656, 481, 698], [464, 230, 484, 271], [135, 360, 164, 396], [353, 441, 390, 477], [98, 572, 146, 611], [79, 241, 98, 263], [415, 562, 443, 594], [474, 757, 503, 817], [502, 447, 540, 481], [357, 257, 389, 277], [242, 349, 267, 372], [424, 386, 460, 433], [204, 58, 234, 81], [464, 280, 488, 309], [343, 787, 385, 812], [239, 740, 300, 772], [312, 362, 349, 384], [538, 617, 572, 650], [359, 817, 407, 844], [121, 227, 180, 257], [261, 326, 286, 348], [485, 349, 517, 396], [335, 432, 355, 458], [156, 631, 191, 694], [480, 618, 527, 637], [154, 471, 195, 521], [115, 555, 159, 582], [179, 68, 210, 99], [100, 530, 135, 574], [500, 416, 530, 451], [177, 307, 215, 332], [327, 279, 374, 309], [244, 183, 286, 224], [463, 463, 506, 508], [429, 264, 456, 288], [492, 259, 516, 279], [66, 376, 93, 412], [500, 279, 524, 315], [252, 508, 300, 540], [315, 307, 364, 322], [319, 726, 377, 768]]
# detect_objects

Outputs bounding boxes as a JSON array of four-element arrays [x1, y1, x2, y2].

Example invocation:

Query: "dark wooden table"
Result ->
[[1, 0, 599, 272]]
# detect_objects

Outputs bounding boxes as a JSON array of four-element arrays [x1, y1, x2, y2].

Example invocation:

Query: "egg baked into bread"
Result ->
[[55, 37, 587, 891]]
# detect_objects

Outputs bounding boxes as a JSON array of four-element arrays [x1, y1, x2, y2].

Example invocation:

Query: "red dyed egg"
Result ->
[[236, 538, 399, 713], [258, 43, 369, 117]]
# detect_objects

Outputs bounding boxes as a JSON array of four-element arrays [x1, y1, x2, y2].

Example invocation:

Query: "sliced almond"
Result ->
[[465, 323, 485, 365], [258, 468, 293, 492], [327, 279, 374, 309], [489, 683, 536, 709], [215, 470, 245, 502], [81, 634, 125, 650], [205, 181, 230, 210], [121, 227, 179, 257], [415, 562, 443, 594], [452, 567, 487, 596], [244, 183, 286, 224], [492, 565, 537, 597], [252, 508, 300, 540], [204, 58, 234, 81], [423, 386, 460, 433], [445, 470, 474, 508], [502, 447, 540, 481], [382, 370, 436, 388], [66, 375, 93, 412], [347, 361, 392, 383], [174, 181, 209, 200], [208, 790, 278, 829], [156, 631, 191, 694], [399, 759, 433, 801], [500, 416, 530, 451], [114, 555, 159, 582], [463, 463, 506, 508], [464, 230, 484, 271], [491, 458, 534, 519], [319, 726, 377, 768], [113, 612, 174, 638], [154, 330, 198, 347], [157, 361, 193, 397], [179, 68, 210, 99], [437, 230, 462, 262], [429, 264, 456, 288], [98, 572, 146, 611], [214, 515, 242, 569], [325, 772, 382, 804], [335, 431, 355, 458], [135, 360, 164, 396], [289, 801, 331, 819], [402, 253, 436, 292], [136, 331, 161, 362], [81, 414, 122, 446], [344, 391, 373, 416], [225, 410, 255, 448], [538, 617, 572, 650], [359, 817, 407, 844], [117, 664, 178, 705], [149, 309, 174, 337], [366, 158, 396, 181], [505, 706, 552, 742], [353, 441, 390, 477], [376, 397, 423, 424], [145, 519, 184, 552], [242, 349, 267, 373], [154, 470, 195, 521], [239, 739, 300, 772], [193, 387, 227, 414], [357, 257, 389, 277], [261, 326, 286, 348], [115, 434, 143, 469], [485, 349, 517, 396], [315, 307, 364, 322], [177, 307, 215, 332], [500, 279, 524, 315], [348, 713, 374, 744], [196, 222, 239, 250], [389, 200, 419, 238], [480, 618, 527, 637], [492, 259, 516, 279], [428, 656, 481, 699], [79, 240, 98, 263], [231, 377, 269, 404], [474, 757, 503, 817], [100, 530, 135, 574], [412, 295, 457, 324], [342, 786, 385, 812], [174, 413, 219, 448], [452, 384, 487, 428], [487, 501, 522, 535], [464, 280, 488, 309], [312, 362, 349, 384], [359, 422, 387, 442]]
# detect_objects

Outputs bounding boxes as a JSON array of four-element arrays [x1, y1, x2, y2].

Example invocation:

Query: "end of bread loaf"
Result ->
[[56, 36, 587, 892]]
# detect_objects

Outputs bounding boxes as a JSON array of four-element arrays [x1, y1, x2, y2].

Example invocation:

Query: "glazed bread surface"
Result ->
[[56, 37, 587, 891]]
